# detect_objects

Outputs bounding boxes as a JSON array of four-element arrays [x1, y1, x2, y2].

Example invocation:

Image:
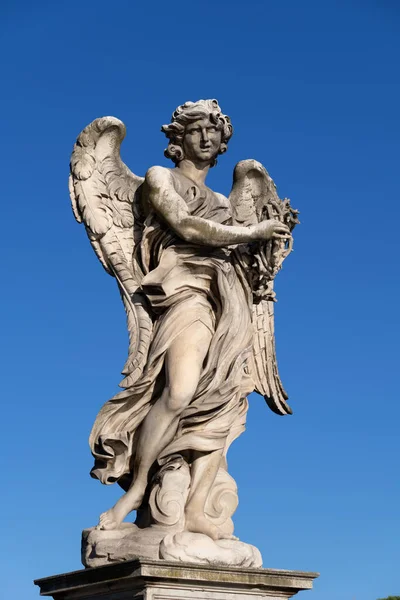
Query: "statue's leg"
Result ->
[[98, 320, 212, 530], [184, 448, 235, 540]]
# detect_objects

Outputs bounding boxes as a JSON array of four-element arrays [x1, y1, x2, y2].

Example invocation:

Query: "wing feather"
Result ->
[[230, 159, 298, 415], [69, 117, 152, 387]]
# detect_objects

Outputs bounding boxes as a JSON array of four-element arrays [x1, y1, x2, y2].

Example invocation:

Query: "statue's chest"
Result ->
[[181, 182, 232, 226]]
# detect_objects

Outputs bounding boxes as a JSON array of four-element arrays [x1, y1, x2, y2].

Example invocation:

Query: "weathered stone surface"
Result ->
[[82, 523, 164, 566], [35, 558, 319, 600], [160, 532, 262, 567], [69, 100, 299, 565], [83, 525, 262, 569]]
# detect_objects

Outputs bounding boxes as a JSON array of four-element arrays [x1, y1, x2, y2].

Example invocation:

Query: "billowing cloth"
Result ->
[[90, 171, 254, 485]]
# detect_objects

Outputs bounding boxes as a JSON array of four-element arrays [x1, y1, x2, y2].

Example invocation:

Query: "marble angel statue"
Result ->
[[69, 99, 299, 567]]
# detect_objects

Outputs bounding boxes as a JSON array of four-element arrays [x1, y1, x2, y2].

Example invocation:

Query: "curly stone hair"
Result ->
[[161, 99, 233, 167]]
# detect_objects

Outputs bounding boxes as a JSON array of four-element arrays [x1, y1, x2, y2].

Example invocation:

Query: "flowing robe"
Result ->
[[90, 170, 254, 486]]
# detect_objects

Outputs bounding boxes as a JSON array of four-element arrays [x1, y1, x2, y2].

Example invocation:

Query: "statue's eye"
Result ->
[[208, 127, 217, 133]]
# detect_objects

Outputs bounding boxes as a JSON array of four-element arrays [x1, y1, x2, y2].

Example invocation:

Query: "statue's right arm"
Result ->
[[145, 167, 288, 247]]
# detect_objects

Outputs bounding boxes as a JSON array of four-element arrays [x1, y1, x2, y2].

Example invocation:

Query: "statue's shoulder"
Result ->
[[144, 166, 188, 204], [145, 165, 173, 185]]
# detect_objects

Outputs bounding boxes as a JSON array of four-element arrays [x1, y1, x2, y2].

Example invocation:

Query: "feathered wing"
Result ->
[[69, 116, 152, 388], [230, 160, 299, 415], [252, 298, 292, 415]]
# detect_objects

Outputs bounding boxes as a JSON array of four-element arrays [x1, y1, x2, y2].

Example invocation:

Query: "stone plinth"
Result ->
[[35, 558, 319, 600]]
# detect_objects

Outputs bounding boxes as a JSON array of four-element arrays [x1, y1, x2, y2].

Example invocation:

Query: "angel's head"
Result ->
[[162, 99, 233, 168]]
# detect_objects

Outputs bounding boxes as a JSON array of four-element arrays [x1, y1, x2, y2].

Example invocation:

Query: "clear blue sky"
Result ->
[[1, 1, 399, 599]]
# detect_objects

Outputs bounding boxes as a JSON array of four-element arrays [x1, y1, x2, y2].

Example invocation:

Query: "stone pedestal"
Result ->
[[35, 558, 319, 600]]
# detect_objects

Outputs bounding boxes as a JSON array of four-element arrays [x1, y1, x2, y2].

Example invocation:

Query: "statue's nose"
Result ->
[[201, 128, 210, 143]]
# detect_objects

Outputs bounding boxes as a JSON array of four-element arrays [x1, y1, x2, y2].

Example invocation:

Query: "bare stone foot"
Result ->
[[96, 500, 132, 530], [97, 484, 146, 530], [97, 508, 121, 530], [185, 513, 238, 541]]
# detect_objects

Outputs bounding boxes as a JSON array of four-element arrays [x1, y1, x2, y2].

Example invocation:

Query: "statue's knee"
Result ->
[[166, 385, 195, 413]]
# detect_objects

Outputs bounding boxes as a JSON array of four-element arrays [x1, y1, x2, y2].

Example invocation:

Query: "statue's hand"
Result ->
[[252, 219, 291, 241]]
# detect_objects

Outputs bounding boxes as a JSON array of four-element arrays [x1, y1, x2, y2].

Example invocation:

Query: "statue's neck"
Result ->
[[175, 159, 210, 187]]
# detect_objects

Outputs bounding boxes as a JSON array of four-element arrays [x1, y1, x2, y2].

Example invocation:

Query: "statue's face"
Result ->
[[182, 117, 222, 165]]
